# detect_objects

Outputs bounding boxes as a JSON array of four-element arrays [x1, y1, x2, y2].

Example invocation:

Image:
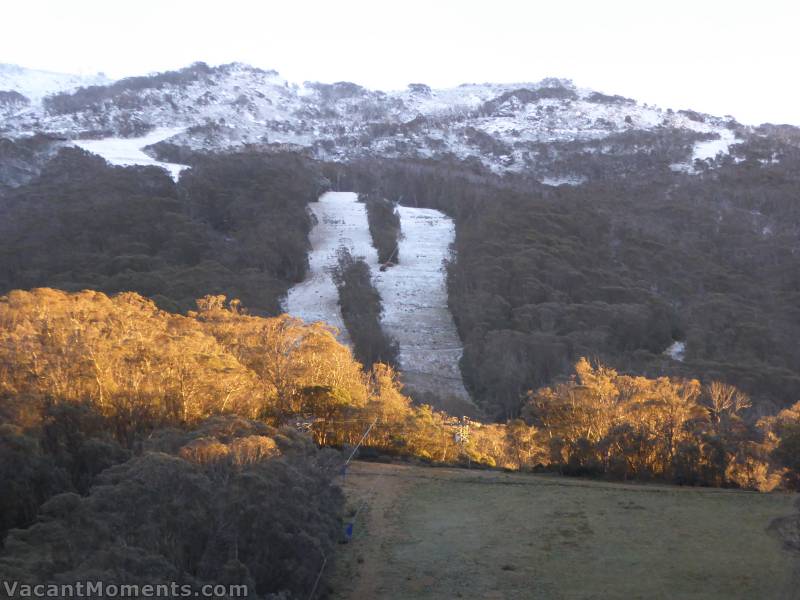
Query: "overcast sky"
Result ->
[[2, 0, 798, 124]]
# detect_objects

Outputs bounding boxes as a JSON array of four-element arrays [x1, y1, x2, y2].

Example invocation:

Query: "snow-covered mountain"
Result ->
[[0, 61, 744, 179]]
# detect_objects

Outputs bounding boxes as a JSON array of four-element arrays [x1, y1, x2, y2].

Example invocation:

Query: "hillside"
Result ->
[[2, 59, 800, 417], [331, 461, 799, 600], [335, 147, 800, 418]]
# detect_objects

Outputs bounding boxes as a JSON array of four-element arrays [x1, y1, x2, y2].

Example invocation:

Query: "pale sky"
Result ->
[[2, 0, 798, 124]]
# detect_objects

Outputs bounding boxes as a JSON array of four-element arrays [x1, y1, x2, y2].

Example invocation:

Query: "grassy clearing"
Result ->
[[330, 462, 798, 600]]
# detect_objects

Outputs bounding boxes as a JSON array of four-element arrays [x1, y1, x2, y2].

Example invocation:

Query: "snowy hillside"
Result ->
[[3, 60, 793, 412], [373, 206, 470, 402], [0, 63, 110, 104], [1, 62, 745, 179], [670, 129, 742, 173]]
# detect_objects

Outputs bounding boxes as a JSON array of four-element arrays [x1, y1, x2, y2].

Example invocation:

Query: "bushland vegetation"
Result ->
[[0, 90, 29, 108], [1, 288, 798, 596], [1, 288, 798, 498], [525, 128, 716, 180], [0, 134, 61, 187], [525, 358, 785, 490]]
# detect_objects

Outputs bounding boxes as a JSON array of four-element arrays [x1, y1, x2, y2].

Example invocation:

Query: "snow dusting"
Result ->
[[2, 63, 744, 178]]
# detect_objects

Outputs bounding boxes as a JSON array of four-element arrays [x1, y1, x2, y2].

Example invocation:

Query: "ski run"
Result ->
[[284, 192, 470, 403]]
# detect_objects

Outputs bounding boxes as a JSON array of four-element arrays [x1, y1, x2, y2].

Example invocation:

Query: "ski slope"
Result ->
[[283, 192, 470, 402], [72, 128, 189, 181], [283, 192, 378, 344], [373, 206, 470, 402]]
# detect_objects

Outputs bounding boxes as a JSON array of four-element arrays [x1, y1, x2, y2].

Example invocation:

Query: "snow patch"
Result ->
[[72, 128, 189, 181], [671, 130, 741, 173], [692, 129, 739, 162], [664, 341, 686, 362], [541, 175, 586, 186]]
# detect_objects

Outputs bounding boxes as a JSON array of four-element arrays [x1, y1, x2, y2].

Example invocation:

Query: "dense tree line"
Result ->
[[0, 148, 323, 314], [332, 249, 399, 367], [0, 288, 467, 462], [360, 193, 401, 264], [0, 289, 546, 480]]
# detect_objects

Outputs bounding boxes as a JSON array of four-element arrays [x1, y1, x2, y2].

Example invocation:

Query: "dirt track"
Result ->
[[328, 461, 798, 600]]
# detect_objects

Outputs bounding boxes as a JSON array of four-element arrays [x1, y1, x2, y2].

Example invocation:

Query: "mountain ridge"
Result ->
[[0, 61, 743, 179]]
